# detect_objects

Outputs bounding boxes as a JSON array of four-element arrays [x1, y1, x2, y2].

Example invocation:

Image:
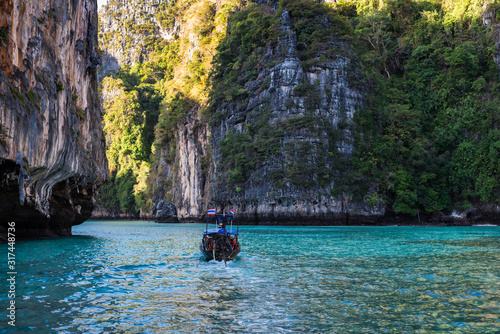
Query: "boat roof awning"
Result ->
[[204, 228, 238, 235]]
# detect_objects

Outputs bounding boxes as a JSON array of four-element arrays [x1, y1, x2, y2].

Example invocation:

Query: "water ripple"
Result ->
[[1, 222, 498, 333]]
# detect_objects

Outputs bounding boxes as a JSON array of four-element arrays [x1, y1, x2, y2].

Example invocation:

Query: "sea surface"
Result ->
[[1, 221, 499, 333]]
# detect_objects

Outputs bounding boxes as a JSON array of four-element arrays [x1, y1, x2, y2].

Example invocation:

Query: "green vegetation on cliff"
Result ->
[[97, 0, 500, 217], [211, 1, 364, 198], [97, 63, 163, 213], [98, 0, 243, 213], [351, 0, 500, 214]]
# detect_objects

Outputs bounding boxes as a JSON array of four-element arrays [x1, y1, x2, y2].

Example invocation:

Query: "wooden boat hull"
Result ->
[[200, 244, 240, 261]]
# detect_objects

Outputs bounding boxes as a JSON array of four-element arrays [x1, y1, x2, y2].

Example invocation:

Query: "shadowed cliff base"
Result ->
[[90, 205, 500, 226], [194, 209, 500, 226], [0, 160, 98, 240]]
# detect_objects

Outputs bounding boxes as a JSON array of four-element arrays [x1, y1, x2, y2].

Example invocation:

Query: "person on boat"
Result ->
[[230, 235, 238, 249]]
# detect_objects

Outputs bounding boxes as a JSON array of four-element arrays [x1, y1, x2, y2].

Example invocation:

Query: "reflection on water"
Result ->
[[1, 222, 498, 333]]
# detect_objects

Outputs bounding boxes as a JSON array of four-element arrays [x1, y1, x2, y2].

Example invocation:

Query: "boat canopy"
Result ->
[[204, 228, 238, 235]]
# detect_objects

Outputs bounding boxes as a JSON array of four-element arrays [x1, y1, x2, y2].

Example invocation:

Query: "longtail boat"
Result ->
[[200, 211, 240, 263]]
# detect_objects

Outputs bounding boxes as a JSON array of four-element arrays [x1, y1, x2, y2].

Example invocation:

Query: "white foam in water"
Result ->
[[451, 210, 465, 218]]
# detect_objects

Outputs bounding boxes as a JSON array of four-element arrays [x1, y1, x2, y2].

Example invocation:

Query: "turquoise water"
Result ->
[[1, 221, 499, 333]]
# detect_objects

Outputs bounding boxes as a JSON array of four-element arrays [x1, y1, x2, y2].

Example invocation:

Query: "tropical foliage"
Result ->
[[96, 63, 162, 213], [97, 0, 500, 216], [350, 0, 500, 214], [97, 0, 242, 213]]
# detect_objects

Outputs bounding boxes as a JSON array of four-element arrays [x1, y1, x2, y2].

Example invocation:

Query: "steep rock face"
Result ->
[[206, 8, 383, 224], [97, 0, 170, 80], [94, 0, 222, 220], [153, 107, 210, 221], [171, 111, 210, 219], [0, 0, 107, 237], [101, 0, 498, 225], [483, 2, 500, 78], [150, 3, 384, 224]]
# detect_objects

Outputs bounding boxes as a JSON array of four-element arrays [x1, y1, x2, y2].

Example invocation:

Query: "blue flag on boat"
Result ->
[[207, 208, 215, 215]]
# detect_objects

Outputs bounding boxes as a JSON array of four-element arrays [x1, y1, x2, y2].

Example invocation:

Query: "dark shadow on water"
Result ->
[[399, 236, 500, 248], [13, 234, 100, 245]]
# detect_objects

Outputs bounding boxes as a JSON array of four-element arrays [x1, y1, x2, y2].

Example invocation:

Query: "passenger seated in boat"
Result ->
[[230, 235, 237, 249]]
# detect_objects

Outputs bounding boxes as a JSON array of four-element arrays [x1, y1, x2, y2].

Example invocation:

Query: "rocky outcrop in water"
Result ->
[[0, 0, 107, 237], [152, 200, 178, 222]]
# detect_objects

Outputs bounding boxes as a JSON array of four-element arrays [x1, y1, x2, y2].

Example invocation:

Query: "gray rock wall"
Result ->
[[152, 107, 211, 221], [97, 0, 172, 80], [0, 0, 108, 237], [206, 8, 383, 223], [150, 4, 385, 224]]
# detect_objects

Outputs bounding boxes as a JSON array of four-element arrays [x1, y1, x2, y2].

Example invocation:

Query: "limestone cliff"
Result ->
[[0, 0, 107, 237], [208, 8, 382, 224], [97, 0, 168, 80], [97, 0, 500, 225], [153, 107, 211, 221], [149, 1, 385, 224], [96, 0, 241, 221]]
